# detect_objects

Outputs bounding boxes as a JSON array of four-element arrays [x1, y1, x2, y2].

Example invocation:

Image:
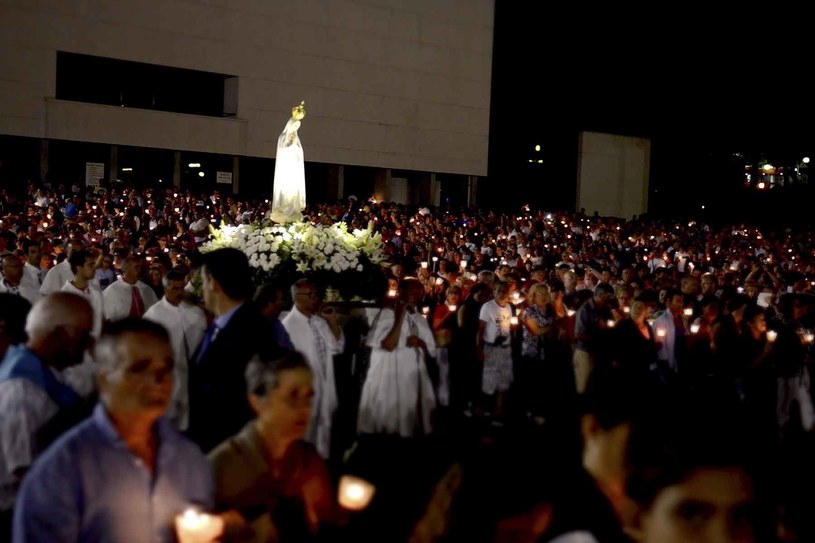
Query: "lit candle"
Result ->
[[448, 304, 458, 312], [656, 328, 667, 339], [683, 308, 693, 317], [567, 309, 576, 317], [422, 306, 429, 316], [510, 316, 519, 326], [623, 306, 630, 314], [421, 262, 428, 269], [460, 260, 468, 270], [805, 331, 815, 344], [175, 508, 223, 543], [766, 330, 778, 343], [690, 323, 700, 334], [387, 289, 397, 298], [435, 278, 443, 286], [606, 319, 615, 328], [338, 475, 376, 511]]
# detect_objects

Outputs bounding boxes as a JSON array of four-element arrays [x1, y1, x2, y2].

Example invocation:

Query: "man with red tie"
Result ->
[[102, 254, 158, 321]]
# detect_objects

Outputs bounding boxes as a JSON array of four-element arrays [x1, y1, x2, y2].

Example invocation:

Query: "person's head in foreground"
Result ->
[[245, 349, 314, 444], [625, 404, 768, 543], [95, 317, 175, 422]]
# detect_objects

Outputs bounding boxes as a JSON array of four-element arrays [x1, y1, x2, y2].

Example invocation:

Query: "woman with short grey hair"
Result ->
[[209, 350, 343, 542]]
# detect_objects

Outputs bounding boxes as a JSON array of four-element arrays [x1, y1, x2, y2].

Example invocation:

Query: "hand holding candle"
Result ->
[[175, 508, 223, 543], [766, 330, 778, 343]]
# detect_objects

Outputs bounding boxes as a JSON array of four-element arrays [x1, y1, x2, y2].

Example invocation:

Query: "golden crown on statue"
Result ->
[[292, 101, 306, 121]]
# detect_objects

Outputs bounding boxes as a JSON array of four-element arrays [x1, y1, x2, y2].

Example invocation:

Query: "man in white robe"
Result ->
[[282, 278, 343, 459], [143, 270, 206, 430]]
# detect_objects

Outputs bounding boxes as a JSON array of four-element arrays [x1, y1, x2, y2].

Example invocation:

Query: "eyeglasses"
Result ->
[[296, 290, 319, 299]]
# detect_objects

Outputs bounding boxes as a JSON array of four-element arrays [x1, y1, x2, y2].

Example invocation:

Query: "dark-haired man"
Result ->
[[188, 248, 281, 452]]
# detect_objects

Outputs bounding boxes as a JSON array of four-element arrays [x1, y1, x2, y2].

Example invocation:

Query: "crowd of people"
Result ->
[[1, 181, 815, 542]]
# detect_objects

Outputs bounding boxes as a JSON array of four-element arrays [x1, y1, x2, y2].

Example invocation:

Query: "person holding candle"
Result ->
[[520, 282, 554, 422], [476, 280, 515, 423], [431, 285, 462, 408], [209, 351, 343, 542], [572, 283, 615, 395], [766, 293, 811, 439], [652, 289, 689, 382], [612, 300, 658, 382], [453, 282, 491, 417], [13, 318, 217, 543], [684, 295, 722, 390]]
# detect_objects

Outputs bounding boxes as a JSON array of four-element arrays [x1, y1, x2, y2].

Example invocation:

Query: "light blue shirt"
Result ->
[[13, 404, 214, 542], [214, 302, 243, 331]]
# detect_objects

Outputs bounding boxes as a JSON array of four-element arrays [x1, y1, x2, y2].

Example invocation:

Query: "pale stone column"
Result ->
[[38, 139, 49, 184], [232, 156, 240, 195], [108, 145, 118, 185], [173, 151, 181, 189]]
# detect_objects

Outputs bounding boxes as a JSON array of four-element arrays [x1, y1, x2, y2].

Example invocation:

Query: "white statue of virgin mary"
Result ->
[[270, 101, 307, 223]]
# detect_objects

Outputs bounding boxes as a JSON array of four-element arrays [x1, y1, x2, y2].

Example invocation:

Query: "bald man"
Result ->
[[0, 293, 94, 536]]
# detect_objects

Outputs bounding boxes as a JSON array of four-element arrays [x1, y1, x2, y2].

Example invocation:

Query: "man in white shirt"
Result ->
[[102, 255, 158, 321], [282, 279, 344, 459], [60, 250, 104, 338], [39, 238, 84, 296], [189, 206, 210, 245], [0, 256, 40, 306], [60, 250, 105, 398], [143, 270, 206, 430], [20, 240, 43, 293]]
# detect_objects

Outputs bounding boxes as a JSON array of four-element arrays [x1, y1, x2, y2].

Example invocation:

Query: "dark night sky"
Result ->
[[486, 4, 813, 218]]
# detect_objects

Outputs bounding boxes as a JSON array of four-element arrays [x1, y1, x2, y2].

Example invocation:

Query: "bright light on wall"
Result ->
[[188, 163, 201, 168], [198, 172, 205, 177]]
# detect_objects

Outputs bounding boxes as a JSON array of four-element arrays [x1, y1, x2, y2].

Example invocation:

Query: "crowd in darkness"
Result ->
[[2, 180, 815, 542]]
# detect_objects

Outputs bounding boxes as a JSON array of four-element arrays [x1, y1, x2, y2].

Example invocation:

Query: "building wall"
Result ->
[[576, 131, 650, 219], [0, 0, 493, 176]]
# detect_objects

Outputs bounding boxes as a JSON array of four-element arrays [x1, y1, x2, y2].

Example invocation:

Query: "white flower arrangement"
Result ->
[[200, 221, 386, 276]]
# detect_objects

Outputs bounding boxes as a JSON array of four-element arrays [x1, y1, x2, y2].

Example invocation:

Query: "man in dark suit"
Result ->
[[188, 248, 282, 452]]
